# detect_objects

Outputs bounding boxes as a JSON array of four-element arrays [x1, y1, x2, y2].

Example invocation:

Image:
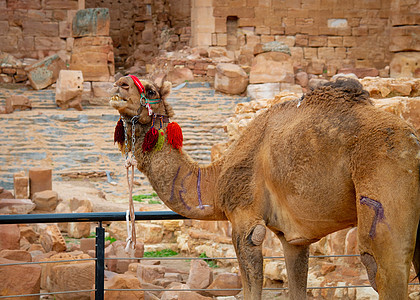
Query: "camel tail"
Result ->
[[413, 220, 420, 282]]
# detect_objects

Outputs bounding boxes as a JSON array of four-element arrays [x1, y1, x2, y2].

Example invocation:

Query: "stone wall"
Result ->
[[207, 0, 420, 75], [85, 0, 191, 69], [0, 0, 80, 61]]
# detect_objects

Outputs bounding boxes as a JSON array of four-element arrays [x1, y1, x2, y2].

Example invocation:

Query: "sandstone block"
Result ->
[[186, 259, 213, 289], [206, 273, 242, 296], [0, 224, 20, 250], [390, 52, 420, 78], [29, 168, 52, 198], [20, 225, 39, 244], [80, 238, 95, 253], [67, 206, 91, 238], [72, 8, 110, 37], [33, 190, 59, 211], [0, 249, 32, 262], [137, 264, 166, 284], [55, 70, 84, 111], [0, 257, 41, 299], [214, 63, 248, 95], [0, 199, 35, 214], [25, 54, 66, 90], [0, 188, 13, 199], [166, 67, 194, 85], [247, 83, 280, 101], [90, 81, 114, 105], [50, 261, 95, 300], [6, 95, 32, 112], [103, 274, 144, 300], [70, 36, 114, 81], [249, 52, 294, 84], [161, 284, 213, 300], [337, 68, 379, 79], [40, 224, 66, 253], [13, 174, 29, 199]]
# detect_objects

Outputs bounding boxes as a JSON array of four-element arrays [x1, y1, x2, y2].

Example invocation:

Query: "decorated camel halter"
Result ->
[[113, 75, 183, 251]]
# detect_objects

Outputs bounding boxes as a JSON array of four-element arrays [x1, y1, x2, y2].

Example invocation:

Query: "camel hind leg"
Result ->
[[354, 168, 419, 299]]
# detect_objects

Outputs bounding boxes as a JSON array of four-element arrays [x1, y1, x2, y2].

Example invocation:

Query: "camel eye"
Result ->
[[147, 89, 157, 98]]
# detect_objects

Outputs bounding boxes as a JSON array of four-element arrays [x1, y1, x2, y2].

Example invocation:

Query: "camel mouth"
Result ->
[[110, 94, 127, 102]]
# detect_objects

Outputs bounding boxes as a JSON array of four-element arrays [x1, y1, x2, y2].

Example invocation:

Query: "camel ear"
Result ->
[[160, 81, 174, 118]]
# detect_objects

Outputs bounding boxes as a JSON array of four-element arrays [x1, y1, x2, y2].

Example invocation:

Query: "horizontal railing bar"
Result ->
[[0, 211, 188, 224], [0, 258, 96, 267], [0, 289, 96, 298]]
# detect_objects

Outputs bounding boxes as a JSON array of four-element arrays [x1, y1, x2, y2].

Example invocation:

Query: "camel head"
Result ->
[[109, 75, 174, 124]]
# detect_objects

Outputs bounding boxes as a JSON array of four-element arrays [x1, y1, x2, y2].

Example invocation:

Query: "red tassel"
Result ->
[[114, 118, 125, 146], [142, 127, 159, 153], [167, 122, 183, 150]]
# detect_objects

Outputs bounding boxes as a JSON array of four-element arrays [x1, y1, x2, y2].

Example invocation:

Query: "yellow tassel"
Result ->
[[153, 129, 165, 152]]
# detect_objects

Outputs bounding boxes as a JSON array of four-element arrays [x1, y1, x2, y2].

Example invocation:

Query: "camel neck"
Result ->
[[139, 144, 227, 221]]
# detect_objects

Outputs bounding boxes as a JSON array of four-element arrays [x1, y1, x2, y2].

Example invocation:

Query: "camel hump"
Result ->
[[306, 77, 372, 106]]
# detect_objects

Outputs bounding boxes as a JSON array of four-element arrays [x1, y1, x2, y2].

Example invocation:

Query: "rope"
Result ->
[[125, 155, 137, 251]]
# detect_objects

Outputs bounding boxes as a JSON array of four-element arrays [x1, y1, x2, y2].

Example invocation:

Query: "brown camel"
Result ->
[[110, 76, 420, 300]]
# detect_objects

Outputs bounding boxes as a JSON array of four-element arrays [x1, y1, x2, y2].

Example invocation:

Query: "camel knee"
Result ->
[[361, 253, 378, 292], [249, 224, 266, 246]]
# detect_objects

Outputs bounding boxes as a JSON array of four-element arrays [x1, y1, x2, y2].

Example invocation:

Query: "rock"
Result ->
[[247, 83, 280, 100], [72, 8, 110, 38], [0, 257, 41, 299], [13, 173, 29, 199], [356, 287, 379, 299], [208, 47, 228, 58], [337, 68, 379, 78], [6, 95, 32, 111], [20, 225, 39, 244], [55, 70, 84, 110], [70, 36, 114, 82], [214, 63, 248, 95], [206, 273, 241, 296], [108, 222, 164, 244], [161, 284, 213, 300], [0, 51, 23, 67], [308, 78, 329, 90], [0, 249, 32, 262], [0, 224, 20, 250], [166, 67, 194, 85], [103, 274, 144, 300], [186, 259, 213, 289], [105, 241, 143, 273], [25, 54, 66, 90], [50, 261, 95, 300], [80, 238, 95, 254], [33, 190, 59, 211], [264, 261, 287, 281], [249, 52, 294, 84], [0, 199, 35, 214], [295, 71, 309, 88], [137, 264, 166, 284], [390, 52, 420, 78], [67, 206, 91, 238], [0, 188, 13, 199], [39, 224, 66, 253], [28, 168, 52, 199], [90, 81, 114, 105], [254, 41, 291, 56], [360, 77, 420, 98]]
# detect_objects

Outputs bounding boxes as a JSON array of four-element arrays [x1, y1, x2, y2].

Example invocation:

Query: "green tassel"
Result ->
[[153, 129, 165, 152]]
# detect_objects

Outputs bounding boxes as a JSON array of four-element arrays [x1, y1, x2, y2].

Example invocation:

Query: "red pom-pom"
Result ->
[[166, 122, 183, 150], [142, 127, 159, 153], [114, 118, 125, 146]]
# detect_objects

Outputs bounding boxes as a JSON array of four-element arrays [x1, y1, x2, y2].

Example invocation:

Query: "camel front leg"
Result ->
[[278, 233, 309, 300], [231, 221, 266, 300]]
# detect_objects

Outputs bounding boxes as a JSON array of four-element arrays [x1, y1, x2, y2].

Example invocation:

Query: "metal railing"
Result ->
[[0, 212, 418, 299]]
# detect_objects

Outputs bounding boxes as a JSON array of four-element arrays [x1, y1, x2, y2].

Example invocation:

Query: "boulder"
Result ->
[[206, 273, 242, 296], [186, 259, 213, 289], [295, 71, 309, 88], [137, 264, 166, 283], [28, 168, 52, 198], [13, 173, 29, 199], [0, 249, 32, 262], [254, 41, 291, 56], [55, 70, 84, 110], [67, 206, 91, 239], [161, 283, 213, 300], [360, 77, 420, 98], [90, 81, 114, 105], [33, 190, 59, 211], [39, 224, 66, 253], [214, 63, 248, 95], [166, 67, 194, 85], [102, 274, 144, 300], [19, 225, 40, 244], [0, 224, 20, 250], [70, 36, 114, 82], [107, 222, 164, 244], [25, 54, 66, 90], [0, 199, 35, 214], [249, 52, 294, 84], [6, 95, 32, 111], [0, 257, 41, 299], [0, 188, 13, 199], [390, 52, 420, 78], [72, 8, 110, 37]]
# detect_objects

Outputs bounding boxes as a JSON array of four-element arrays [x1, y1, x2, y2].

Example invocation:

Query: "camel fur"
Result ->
[[110, 76, 420, 300]]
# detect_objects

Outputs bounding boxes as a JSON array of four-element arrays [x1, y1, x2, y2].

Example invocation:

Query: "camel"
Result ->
[[110, 75, 420, 300]]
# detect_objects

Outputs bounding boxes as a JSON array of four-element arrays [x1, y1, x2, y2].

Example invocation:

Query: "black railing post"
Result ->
[[95, 222, 105, 300]]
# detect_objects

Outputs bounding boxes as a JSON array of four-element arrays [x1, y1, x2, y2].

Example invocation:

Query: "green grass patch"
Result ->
[[199, 252, 219, 268], [144, 249, 178, 257], [133, 192, 158, 203], [105, 236, 116, 244]]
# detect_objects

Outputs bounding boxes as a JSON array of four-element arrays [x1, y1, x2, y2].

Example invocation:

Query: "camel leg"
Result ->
[[230, 217, 266, 300], [355, 184, 419, 299], [277, 233, 309, 300]]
